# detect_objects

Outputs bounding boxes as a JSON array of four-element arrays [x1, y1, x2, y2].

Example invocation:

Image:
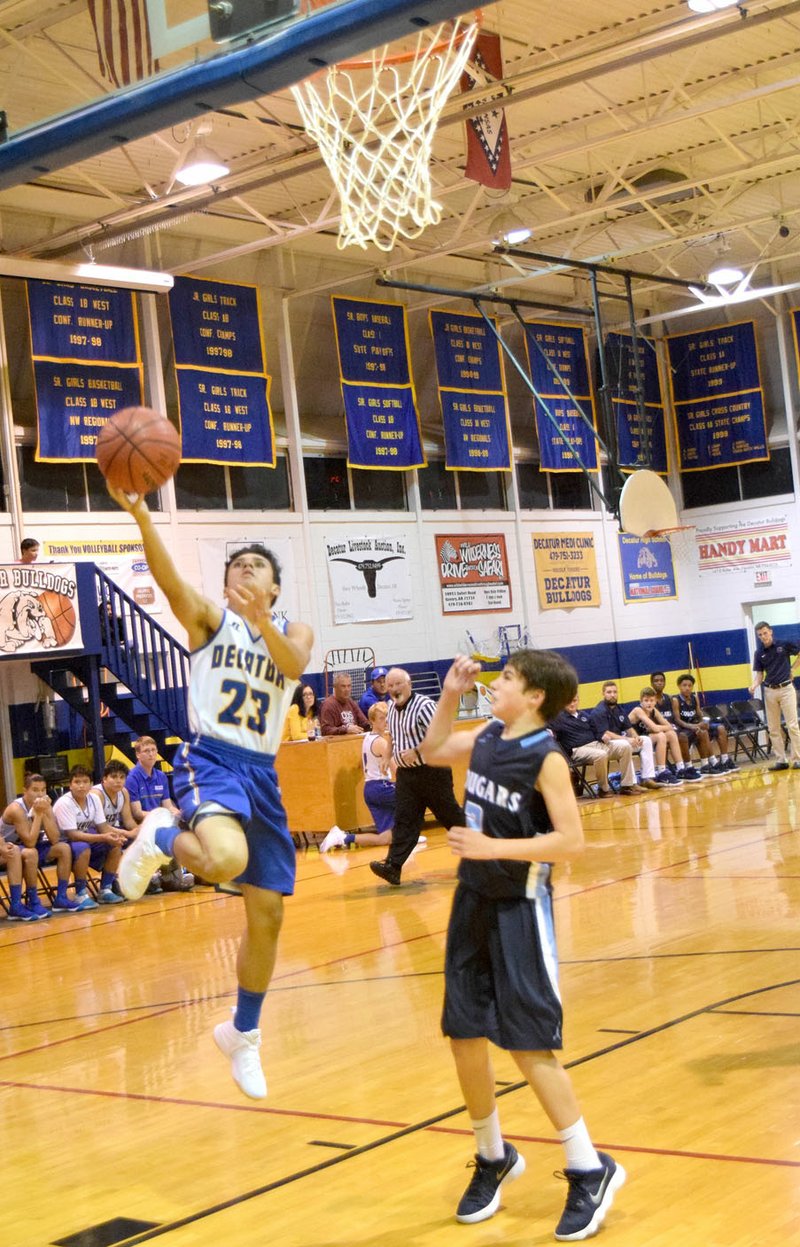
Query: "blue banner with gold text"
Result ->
[[430, 309, 510, 470], [524, 322, 598, 472], [169, 276, 275, 467], [665, 320, 767, 471], [27, 280, 142, 462], [332, 296, 424, 469], [605, 332, 667, 473]]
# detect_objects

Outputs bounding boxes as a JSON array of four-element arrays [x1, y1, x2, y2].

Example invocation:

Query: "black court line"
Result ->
[[308, 1140, 356, 1150], [69, 975, 800, 1246], [597, 1027, 640, 1035], [710, 1008, 800, 1018]]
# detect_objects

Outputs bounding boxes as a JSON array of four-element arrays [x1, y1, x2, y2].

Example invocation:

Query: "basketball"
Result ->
[[96, 407, 181, 495], [38, 591, 76, 646]]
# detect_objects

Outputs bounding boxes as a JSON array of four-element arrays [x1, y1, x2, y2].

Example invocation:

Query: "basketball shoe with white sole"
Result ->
[[213, 1014, 267, 1099], [118, 809, 174, 900]]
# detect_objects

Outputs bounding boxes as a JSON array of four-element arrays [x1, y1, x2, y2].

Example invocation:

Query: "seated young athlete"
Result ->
[[2, 773, 79, 915], [671, 674, 738, 775], [53, 766, 128, 907], [0, 836, 43, 921], [628, 687, 686, 785], [418, 651, 625, 1242], [320, 700, 397, 852]]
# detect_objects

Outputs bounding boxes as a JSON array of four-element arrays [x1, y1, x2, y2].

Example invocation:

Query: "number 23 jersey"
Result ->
[[188, 609, 297, 757]]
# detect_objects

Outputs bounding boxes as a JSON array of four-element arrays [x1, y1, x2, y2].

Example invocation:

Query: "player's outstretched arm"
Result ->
[[107, 484, 220, 646], [421, 655, 484, 765]]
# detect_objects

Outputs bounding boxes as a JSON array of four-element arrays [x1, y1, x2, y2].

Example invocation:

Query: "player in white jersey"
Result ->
[[109, 484, 313, 1100]]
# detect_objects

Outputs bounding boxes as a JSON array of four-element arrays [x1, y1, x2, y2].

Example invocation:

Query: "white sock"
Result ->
[[720, 753, 729, 762], [675, 762, 685, 772], [471, 1109, 504, 1161], [558, 1117, 601, 1171]]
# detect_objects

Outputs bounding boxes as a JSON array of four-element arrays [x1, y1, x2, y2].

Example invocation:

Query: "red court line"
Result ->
[[426, 1125, 800, 1167], [0, 1077, 405, 1127]]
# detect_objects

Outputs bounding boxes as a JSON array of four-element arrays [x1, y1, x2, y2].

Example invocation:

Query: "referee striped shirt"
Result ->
[[387, 692, 435, 767]]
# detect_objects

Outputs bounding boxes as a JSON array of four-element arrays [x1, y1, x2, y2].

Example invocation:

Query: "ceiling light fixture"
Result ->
[[0, 255, 173, 293], [686, 0, 740, 13], [492, 208, 532, 247], [175, 139, 230, 187]]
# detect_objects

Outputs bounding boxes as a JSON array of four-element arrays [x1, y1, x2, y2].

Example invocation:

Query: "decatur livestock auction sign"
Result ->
[[532, 532, 600, 610], [436, 533, 511, 614]]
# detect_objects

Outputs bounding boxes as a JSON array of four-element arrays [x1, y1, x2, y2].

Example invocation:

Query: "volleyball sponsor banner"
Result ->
[[531, 532, 600, 610], [0, 562, 83, 657], [665, 320, 768, 470], [617, 533, 676, 604], [524, 322, 599, 472], [436, 533, 512, 614], [605, 332, 668, 474], [41, 538, 162, 614]]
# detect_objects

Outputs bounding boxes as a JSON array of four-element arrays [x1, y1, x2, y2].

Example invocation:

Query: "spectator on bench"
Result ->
[[53, 765, 127, 907], [2, 773, 79, 915], [551, 694, 644, 797], [628, 688, 688, 786], [359, 666, 389, 716], [671, 673, 735, 775], [590, 681, 662, 789], [320, 673, 369, 736]]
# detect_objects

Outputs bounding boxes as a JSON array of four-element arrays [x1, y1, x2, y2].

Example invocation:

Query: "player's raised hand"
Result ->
[[227, 581, 273, 627], [443, 654, 482, 697], [106, 481, 148, 518]]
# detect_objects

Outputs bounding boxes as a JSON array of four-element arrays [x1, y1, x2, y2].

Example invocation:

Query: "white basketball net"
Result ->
[[291, 18, 479, 251]]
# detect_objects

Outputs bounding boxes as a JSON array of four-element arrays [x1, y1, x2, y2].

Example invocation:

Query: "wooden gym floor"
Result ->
[[1, 763, 798, 1247]]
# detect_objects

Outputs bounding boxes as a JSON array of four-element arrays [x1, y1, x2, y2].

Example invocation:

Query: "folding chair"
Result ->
[[729, 700, 770, 762], [568, 757, 597, 798]]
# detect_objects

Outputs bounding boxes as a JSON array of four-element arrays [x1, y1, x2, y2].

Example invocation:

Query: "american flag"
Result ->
[[86, 0, 156, 89]]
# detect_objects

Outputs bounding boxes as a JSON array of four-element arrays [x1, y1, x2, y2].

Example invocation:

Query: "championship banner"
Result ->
[[27, 280, 143, 463], [169, 275, 275, 468], [665, 320, 768, 470], [531, 533, 600, 610], [436, 533, 512, 614], [197, 537, 298, 629], [461, 30, 511, 191], [0, 562, 83, 658], [430, 309, 511, 470], [617, 534, 676, 604], [605, 332, 668, 474], [523, 322, 599, 472], [42, 538, 162, 614], [695, 515, 790, 575], [332, 296, 425, 469], [325, 533, 413, 623]]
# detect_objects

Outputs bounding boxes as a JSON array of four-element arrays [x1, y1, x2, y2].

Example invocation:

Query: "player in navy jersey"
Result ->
[[418, 650, 624, 1242], [109, 485, 313, 1100]]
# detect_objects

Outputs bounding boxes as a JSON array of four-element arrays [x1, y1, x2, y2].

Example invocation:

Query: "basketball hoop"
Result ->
[[618, 468, 679, 537], [645, 524, 697, 564], [290, 15, 480, 251]]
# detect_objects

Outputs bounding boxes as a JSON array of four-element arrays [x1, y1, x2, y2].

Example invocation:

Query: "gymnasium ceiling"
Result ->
[[1, 0, 800, 337]]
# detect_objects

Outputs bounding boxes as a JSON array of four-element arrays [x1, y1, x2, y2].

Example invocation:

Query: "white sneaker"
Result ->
[[320, 825, 346, 853], [118, 809, 173, 900], [417, 834, 427, 845], [213, 1016, 267, 1099]]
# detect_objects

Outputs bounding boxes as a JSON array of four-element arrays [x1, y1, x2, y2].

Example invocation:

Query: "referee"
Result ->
[[370, 667, 463, 886]]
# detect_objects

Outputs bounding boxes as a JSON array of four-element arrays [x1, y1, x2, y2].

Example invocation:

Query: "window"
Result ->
[[230, 459, 291, 511], [681, 448, 793, 509], [175, 462, 228, 510], [19, 447, 161, 513], [418, 460, 457, 510], [457, 470, 508, 510], [303, 456, 350, 510], [516, 462, 595, 510], [351, 467, 407, 510]]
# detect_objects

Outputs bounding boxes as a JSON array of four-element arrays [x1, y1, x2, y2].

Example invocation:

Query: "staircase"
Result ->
[[31, 564, 190, 774]]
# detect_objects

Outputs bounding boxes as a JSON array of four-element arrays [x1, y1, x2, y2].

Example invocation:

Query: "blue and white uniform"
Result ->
[[92, 785, 126, 829], [172, 609, 298, 894]]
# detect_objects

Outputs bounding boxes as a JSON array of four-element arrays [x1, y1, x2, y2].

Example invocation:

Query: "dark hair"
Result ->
[[507, 648, 578, 720], [650, 670, 666, 682], [103, 760, 129, 778], [224, 544, 282, 589], [68, 764, 92, 781], [601, 679, 618, 692], [754, 620, 771, 631], [24, 772, 46, 789], [291, 682, 319, 718], [20, 537, 39, 553], [677, 672, 695, 685]]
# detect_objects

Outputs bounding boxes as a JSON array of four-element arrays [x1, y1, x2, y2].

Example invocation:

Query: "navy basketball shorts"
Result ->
[[173, 735, 296, 895], [442, 882, 563, 1051]]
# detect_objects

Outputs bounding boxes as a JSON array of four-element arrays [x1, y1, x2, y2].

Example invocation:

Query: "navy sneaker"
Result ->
[[25, 898, 52, 920], [769, 760, 789, 772], [680, 766, 704, 783], [455, 1142, 526, 1224], [721, 757, 739, 772], [554, 1151, 626, 1241]]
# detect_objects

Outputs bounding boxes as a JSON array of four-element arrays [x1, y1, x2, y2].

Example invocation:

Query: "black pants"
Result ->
[[387, 765, 463, 870]]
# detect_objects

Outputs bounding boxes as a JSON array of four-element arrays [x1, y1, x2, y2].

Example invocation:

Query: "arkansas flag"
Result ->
[[461, 31, 511, 191], [87, 0, 157, 88]]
